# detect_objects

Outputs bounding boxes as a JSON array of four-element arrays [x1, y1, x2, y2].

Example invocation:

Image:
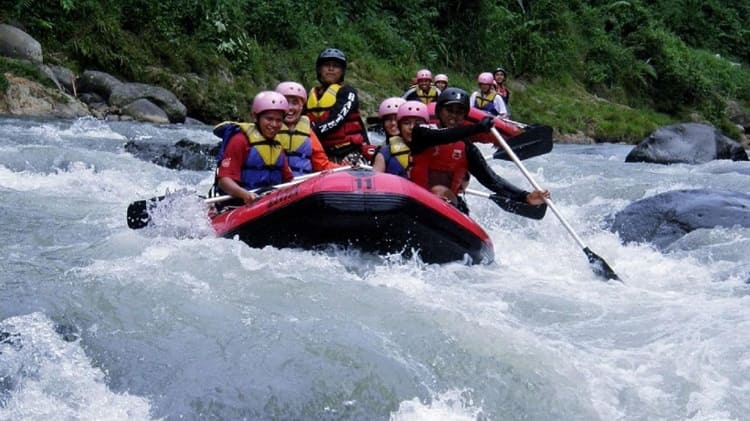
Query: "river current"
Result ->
[[1, 116, 749, 420]]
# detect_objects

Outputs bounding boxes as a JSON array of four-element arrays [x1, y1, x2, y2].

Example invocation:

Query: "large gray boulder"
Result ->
[[121, 98, 170, 124], [0, 24, 42, 63], [49, 65, 77, 95], [625, 123, 748, 164], [109, 82, 187, 123], [77, 70, 122, 100], [610, 189, 750, 250]]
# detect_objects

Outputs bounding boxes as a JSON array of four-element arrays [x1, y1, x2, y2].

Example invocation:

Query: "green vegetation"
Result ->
[[1, 0, 748, 143]]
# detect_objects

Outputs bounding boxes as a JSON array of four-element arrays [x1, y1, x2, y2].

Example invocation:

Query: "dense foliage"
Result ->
[[1, 0, 749, 141]]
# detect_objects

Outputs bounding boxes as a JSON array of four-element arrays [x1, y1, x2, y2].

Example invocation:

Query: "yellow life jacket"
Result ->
[[276, 116, 313, 152], [474, 91, 497, 110], [416, 86, 439, 104], [306, 84, 341, 118]]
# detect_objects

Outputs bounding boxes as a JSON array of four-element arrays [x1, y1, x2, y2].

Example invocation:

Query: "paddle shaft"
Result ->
[[205, 165, 353, 204], [490, 128, 585, 246], [490, 127, 620, 281]]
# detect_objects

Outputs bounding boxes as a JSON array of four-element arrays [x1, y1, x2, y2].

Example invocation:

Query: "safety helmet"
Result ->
[[493, 67, 506, 77], [434, 74, 448, 83], [378, 97, 406, 118], [251, 91, 289, 118], [275, 81, 307, 102], [477, 72, 494, 84], [415, 69, 432, 81], [435, 88, 470, 115], [316, 48, 347, 82], [397, 101, 429, 123]]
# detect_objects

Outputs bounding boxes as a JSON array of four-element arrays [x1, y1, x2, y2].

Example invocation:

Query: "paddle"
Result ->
[[126, 166, 353, 230], [493, 124, 553, 161], [490, 127, 621, 281], [464, 189, 547, 220]]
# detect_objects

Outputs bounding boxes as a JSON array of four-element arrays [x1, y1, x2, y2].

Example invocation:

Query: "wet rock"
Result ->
[[54, 323, 79, 342], [626, 123, 748, 164], [611, 189, 750, 250], [49, 65, 77, 95], [124, 138, 219, 170]]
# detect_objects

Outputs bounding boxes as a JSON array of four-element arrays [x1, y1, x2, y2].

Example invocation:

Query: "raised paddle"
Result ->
[[490, 127, 621, 281], [464, 189, 547, 220], [126, 166, 354, 230], [492, 124, 553, 161]]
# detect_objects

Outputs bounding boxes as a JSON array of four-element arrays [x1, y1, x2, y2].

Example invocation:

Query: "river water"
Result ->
[[1, 116, 749, 420]]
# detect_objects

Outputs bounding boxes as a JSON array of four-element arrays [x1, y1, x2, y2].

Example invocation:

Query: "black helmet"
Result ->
[[436, 87, 470, 115], [493, 67, 506, 77], [316, 48, 347, 83]]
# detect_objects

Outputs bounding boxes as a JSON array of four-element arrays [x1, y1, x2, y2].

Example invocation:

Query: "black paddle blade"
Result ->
[[494, 125, 553, 161], [583, 247, 621, 282], [488, 194, 547, 220], [126, 196, 165, 229]]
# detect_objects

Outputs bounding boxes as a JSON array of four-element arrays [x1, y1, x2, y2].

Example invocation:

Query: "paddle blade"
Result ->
[[488, 194, 547, 220], [583, 247, 621, 282], [493, 125, 553, 161], [126, 196, 165, 229]]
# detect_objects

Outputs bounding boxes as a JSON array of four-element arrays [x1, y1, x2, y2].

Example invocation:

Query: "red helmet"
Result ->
[[477, 72, 494, 84], [397, 101, 429, 123], [415, 69, 432, 81], [275, 81, 307, 101], [378, 97, 406, 118], [251, 91, 289, 117]]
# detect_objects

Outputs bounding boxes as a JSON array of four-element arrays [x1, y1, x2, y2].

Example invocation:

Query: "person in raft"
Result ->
[[306, 48, 372, 164], [469, 72, 508, 118], [492, 66, 511, 115], [433, 73, 449, 92], [274, 81, 341, 176], [211, 91, 294, 205], [402, 69, 440, 104], [372, 100, 427, 177], [410, 87, 549, 213], [377, 97, 406, 141]]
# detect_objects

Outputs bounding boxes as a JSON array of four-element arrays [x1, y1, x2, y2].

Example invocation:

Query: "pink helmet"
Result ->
[[397, 101, 429, 123], [275, 81, 307, 101], [477, 72, 494, 84], [251, 91, 289, 117], [434, 74, 448, 83], [415, 69, 432, 81], [378, 97, 406, 118]]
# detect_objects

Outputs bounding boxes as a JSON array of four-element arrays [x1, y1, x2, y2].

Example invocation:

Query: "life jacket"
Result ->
[[306, 83, 366, 157], [379, 136, 411, 178], [276, 116, 314, 176], [414, 86, 439, 104], [212, 122, 285, 191], [495, 85, 510, 104], [474, 91, 500, 115], [410, 141, 468, 194]]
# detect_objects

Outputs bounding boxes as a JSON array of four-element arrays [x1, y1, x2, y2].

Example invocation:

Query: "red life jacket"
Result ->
[[410, 141, 468, 194]]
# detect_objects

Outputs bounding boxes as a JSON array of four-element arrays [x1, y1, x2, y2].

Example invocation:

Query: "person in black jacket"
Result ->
[[410, 88, 549, 213]]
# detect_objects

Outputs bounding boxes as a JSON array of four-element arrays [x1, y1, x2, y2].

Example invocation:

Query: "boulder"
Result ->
[[36, 64, 62, 91], [625, 123, 748, 164], [124, 138, 219, 171], [121, 98, 170, 124], [0, 24, 42, 63], [610, 189, 750, 250], [77, 70, 122, 100], [109, 82, 187, 123]]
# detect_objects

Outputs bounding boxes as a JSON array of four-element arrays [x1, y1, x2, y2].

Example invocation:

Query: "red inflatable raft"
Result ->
[[210, 167, 494, 264]]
